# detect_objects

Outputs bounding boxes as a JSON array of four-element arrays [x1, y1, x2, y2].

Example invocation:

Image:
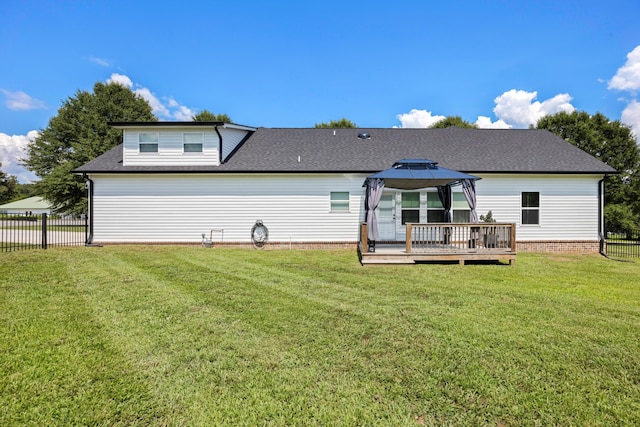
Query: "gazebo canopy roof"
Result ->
[[364, 159, 480, 190]]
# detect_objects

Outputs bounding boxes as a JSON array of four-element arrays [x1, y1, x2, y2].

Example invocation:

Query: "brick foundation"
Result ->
[[95, 240, 602, 253], [515, 240, 601, 253]]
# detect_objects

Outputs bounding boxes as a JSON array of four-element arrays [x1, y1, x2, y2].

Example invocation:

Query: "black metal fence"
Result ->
[[0, 213, 88, 253], [605, 229, 640, 259]]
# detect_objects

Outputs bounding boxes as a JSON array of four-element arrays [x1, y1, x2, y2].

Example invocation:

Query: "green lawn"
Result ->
[[1, 247, 638, 426]]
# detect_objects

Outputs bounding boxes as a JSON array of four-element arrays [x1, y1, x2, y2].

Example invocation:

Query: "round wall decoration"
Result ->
[[251, 220, 268, 249]]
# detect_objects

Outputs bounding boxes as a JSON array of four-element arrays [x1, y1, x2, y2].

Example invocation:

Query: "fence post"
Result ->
[[84, 213, 89, 245], [41, 213, 47, 250]]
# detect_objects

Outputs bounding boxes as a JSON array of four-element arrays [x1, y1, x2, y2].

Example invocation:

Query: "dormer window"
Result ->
[[139, 132, 159, 153], [184, 133, 203, 153]]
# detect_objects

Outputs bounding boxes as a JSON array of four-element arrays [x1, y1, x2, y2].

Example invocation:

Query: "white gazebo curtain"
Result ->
[[365, 178, 385, 241]]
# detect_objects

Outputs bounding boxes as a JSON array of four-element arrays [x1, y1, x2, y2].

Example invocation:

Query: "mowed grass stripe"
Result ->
[[0, 249, 163, 426], [120, 247, 424, 423], [100, 247, 640, 424], [1, 246, 638, 426], [65, 247, 411, 425]]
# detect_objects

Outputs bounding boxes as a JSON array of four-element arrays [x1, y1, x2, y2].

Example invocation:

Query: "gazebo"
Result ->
[[359, 159, 516, 265]]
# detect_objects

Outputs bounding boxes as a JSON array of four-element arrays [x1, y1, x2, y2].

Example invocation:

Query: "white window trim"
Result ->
[[183, 132, 204, 154], [138, 132, 159, 154], [521, 192, 541, 226], [330, 192, 350, 213]]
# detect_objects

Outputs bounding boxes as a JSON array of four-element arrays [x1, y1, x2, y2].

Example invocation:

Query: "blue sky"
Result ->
[[2, 0, 640, 182]]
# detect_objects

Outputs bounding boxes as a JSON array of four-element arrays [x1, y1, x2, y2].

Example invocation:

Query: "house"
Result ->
[[74, 123, 616, 255], [0, 196, 52, 215]]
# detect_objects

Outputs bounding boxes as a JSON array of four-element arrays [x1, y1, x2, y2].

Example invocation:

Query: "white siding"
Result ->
[[90, 173, 365, 243], [220, 128, 249, 161], [121, 127, 252, 167], [474, 174, 602, 241], [89, 173, 603, 243], [123, 128, 221, 166]]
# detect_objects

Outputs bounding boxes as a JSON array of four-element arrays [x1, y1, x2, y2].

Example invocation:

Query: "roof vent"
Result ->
[[357, 132, 371, 139]]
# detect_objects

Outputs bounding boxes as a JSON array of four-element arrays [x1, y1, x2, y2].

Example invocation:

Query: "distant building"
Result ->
[[0, 196, 52, 215]]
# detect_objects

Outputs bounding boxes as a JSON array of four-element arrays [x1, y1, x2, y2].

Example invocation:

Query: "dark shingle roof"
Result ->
[[74, 127, 617, 175]]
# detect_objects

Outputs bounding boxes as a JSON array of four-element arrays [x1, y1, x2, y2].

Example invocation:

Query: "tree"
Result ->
[[429, 116, 477, 129], [193, 109, 232, 122], [0, 164, 19, 204], [535, 110, 640, 230], [314, 118, 357, 128], [23, 82, 156, 214], [604, 203, 637, 237], [15, 182, 37, 200]]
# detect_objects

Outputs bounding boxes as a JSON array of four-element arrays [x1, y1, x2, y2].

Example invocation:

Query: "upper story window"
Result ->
[[522, 192, 540, 225], [330, 192, 350, 212], [139, 132, 159, 153], [184, 133, 203, 153]]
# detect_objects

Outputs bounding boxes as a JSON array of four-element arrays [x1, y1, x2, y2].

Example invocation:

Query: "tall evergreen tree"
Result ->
[[23, 82, 156, 214]]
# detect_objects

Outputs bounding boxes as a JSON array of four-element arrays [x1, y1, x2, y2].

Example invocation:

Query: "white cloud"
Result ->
[[475, 116, 512, 129], [173, 105, 194, 121], [608, 46, 640, 143], [0, 89, 46, 110], [396, 109, 446, 128], [608, 45, 640, 92], [621, 100, 640, 143], [134, 87, 170, 117], [0, 131, 40, 183], [105, 73, 194, 120], [492, 89, 575, 128], [106, 73, 133, 88], [89, 57, 112, 67]]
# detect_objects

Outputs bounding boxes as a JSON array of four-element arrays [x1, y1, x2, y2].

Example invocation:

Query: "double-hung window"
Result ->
[[139, 132, 158, 153], [426, 192, 444, 222], [330, 192, 350, 212], [521, 192, 540, 225], [426, 191, 470, 223], [452, 192, 471, 223], [401, 192, 420, 224], [184, 133, 203, 153]]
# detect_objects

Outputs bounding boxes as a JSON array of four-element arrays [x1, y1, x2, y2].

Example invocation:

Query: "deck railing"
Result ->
[[405, 223, 516, 253]]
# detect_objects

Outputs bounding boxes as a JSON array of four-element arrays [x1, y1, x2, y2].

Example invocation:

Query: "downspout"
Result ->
[[214, 125, 224, 164], [598, 175, 606, 256], [83, 173, 94, 245], [82, 174, 102, 247]]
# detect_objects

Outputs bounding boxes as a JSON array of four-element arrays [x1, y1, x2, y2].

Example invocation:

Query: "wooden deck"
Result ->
[[359, 222, 517, 265]]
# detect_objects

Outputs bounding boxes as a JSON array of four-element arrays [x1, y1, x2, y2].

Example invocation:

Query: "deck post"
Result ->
[[405, 224, 412, 254], [510, 223, 516, 252]]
